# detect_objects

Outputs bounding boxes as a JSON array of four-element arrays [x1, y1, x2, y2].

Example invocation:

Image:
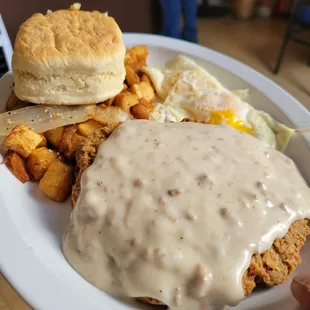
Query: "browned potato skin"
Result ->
[[125, 46, 148, 86], [59, 125, 76, 152], [4, 151, 31, 183], [3, 125, 44, 158], [39, 160, 73, 202], [114, 92, 139, 113], [93, 106, 132, 135], [6, 91, 20, 111], [26, 147, 57, 180], [122, 83, 128, 91], [130, 103, 149, 119], [141, 74, 151, 84], [44, 126, 64, 148], [65, 134, 85, 159], [104, 96, 115, 106], [139, 98, 153, 111], [136, 297, 165, 306], [77, 120, 103, 137], [125, 65, 140, 86], [130, 81, 155, 103], [38, 134, 47, 147], [6, 91, 30, 111], [125, 45, 148, 68], [60, 125, 85, 159], [94, 105, 132, 123]]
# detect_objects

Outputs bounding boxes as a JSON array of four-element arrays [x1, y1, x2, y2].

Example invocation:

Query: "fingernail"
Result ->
[[293, 275, 310, 290]]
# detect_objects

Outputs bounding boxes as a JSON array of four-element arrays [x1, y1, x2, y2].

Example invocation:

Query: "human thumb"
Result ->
[[291, 274, 310, 309]]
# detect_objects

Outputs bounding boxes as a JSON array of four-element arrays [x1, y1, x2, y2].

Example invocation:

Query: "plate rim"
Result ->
[[1, 33, 310, 310]]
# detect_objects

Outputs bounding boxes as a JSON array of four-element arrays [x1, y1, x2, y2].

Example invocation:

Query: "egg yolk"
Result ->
[[208, 110, 252, 134]]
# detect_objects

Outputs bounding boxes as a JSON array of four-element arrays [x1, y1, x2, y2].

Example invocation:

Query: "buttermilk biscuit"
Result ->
[[12, 3, 126, 105]]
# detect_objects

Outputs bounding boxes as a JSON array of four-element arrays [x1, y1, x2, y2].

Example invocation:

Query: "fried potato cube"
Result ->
[[2, 125, 44, 158], [4, 151, 30, 183], [38, 134, 47, 147], [125, 49, 138, 67], [139, 98, 153, 111], [60, 125, 85, 159], [114, 92, 139, 113], [44, 127, 64, 148], [130, 84, 142, 98], [126, 45, 148, 65], [130, 103, 149, 119], [6, 91, 30, 111], [67, 134, 85, 158], [130, 81, 155, 103], [6, 91, 19, 111], [125, 65, 140, 86], [93, 106, 132, 134], [26, 147, 57, 180], [104, 96, 115, 106], [39, 160, 73, 202], [125, 45, 148, 85], [104, 83, 128, 106], [131, 45, 148, 60], [77, 120, 103, 137], [141, 74, 151, 84]]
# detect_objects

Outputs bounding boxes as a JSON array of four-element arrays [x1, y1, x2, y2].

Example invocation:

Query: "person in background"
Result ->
[[291, 274, 310, 308], [160, 0, 198, 43]]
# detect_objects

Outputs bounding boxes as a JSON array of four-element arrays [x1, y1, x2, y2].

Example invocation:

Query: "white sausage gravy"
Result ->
[[62, 120, 310, 310]]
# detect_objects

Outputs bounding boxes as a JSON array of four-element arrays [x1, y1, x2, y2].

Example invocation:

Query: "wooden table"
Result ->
[[0, 275, 31, 310], [1, 17, 310, 310]]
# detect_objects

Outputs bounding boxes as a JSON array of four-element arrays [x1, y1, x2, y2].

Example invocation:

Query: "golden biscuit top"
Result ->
[[13, 4, 124, 67]]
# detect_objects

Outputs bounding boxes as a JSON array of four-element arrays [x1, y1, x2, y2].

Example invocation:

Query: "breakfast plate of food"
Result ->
[[0, 3, 309, 310]]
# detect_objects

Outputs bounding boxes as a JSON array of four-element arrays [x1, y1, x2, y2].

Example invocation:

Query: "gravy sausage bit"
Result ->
[[167, 189, 181, 196]]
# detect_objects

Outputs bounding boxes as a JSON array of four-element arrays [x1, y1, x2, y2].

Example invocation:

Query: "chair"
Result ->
[[274, 0, 310, 74], [0, 14, 13, 77]]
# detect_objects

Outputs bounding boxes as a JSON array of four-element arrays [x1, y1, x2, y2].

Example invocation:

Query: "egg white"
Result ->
[[144, 55, 294, 151]]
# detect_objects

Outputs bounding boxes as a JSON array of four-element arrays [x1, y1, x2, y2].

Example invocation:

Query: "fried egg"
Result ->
[[143, 55, 294, 151]]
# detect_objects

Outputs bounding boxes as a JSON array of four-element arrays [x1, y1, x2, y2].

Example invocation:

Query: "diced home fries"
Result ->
[[93, 105, 132, 133], [6, 91, 30, 111], [77, 120, 103, 137], [114, 92, 139, 113], [130, 103, 149, 119], [124, 45, 148, 86], [3, 125, 44, 157], [44, 127, 65, 148], [4, 151, 30, 183], [130, 81, 155, 103], [125, 65, 140, 86], [1, 45, 157, 203], [125, 45, 148, 69], [59, 125, 85, 159], [39, 160, 73, 202], [26, 147, 58, 180], [38, 134, 47, 147]]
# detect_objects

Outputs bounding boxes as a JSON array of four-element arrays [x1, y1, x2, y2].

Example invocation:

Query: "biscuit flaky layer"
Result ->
[[12, 5, 126, 105]]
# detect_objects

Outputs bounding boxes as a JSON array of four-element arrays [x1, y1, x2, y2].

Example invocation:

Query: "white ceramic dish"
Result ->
[[0, 34, 309, 310]]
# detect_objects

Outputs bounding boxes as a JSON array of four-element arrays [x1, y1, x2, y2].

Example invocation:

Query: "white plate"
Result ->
[[0, 34, 309, 310]]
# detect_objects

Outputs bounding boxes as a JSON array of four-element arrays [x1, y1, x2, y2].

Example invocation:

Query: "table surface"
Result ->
[[0, 275, 31, 310]]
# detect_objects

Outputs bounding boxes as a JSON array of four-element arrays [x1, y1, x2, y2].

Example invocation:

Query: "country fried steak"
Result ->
[[72, 125, 310, 307]]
